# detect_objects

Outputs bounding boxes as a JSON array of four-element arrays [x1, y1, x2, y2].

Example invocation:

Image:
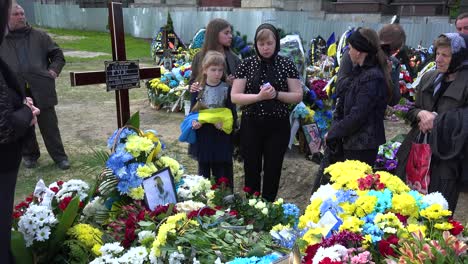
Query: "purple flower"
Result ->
[[384, 160, 398, 170]]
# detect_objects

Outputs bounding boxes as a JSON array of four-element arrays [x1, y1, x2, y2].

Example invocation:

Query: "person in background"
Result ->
[[0, 4, 69, 170], [231, 23, 302, 202], [456, 12, 468, 34], [336, 24, 405, 107], [190, 18, 241, 91], [395, 33, 468, 213], [325, 27, 392, 166], [0, 0, 39, 262], [190, 51, 236, 187]]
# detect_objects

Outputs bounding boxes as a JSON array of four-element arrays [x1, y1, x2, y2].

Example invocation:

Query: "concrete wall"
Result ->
[[17, 1, 455, 48]]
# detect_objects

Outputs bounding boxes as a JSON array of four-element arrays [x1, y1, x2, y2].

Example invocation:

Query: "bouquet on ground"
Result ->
[[12, 179, 90, 263], [291, 160, 466, 263]]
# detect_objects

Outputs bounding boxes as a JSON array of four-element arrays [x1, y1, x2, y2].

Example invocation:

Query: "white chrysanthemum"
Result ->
[[255, 201, 266, 209], [17, 204, 57, 247], [117, 246, 148, 263], [175, 200, 206, 213], [138, 230, 155, 243], [55, 179, 89, 201], [310, 184, 337, 202], [312, 244, 347, 264], [177, 175, 212, 201], [168, 252, 185, 264], [100, 242, 124, 255], [248, 199, 257, 206], [422, 192, 449, 210], [262, 208, 269, 215]]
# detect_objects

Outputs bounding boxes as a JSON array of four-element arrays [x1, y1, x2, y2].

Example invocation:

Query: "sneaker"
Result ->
[[23, 159, 38, 169], [57, 160, 70, 170]]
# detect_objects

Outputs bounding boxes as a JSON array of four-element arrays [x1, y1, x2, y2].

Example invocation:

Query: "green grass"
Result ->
[[41, 27, 153, 63]]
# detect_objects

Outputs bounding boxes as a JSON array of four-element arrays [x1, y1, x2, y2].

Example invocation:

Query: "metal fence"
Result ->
[[16, 1, 456, 48]]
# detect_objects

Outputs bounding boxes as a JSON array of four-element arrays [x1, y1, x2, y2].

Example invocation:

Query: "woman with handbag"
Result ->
[[395, 33, 468, 213], [325, 27, 393, 166]]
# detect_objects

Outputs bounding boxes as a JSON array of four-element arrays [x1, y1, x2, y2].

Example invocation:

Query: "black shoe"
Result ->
[[23, 159, 38, 169], [57, 160, 70, 170]]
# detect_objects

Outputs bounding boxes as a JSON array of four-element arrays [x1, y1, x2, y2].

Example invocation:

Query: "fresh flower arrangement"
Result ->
[[375, 141, 401, 172], [12, 179, 90, 263], [146, 65, 191, 109], [293, 160, 467, 263]]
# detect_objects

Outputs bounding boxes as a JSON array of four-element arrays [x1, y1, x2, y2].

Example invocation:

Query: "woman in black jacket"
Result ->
[[0, 0, 39, 262], [326, 27, 393, 166]]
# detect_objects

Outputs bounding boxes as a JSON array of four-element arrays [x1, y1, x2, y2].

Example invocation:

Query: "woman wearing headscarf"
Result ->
[[395, 33, 468, 212], [0, 0, 39, 261], [231, 23, 302, 202], [325, 27, 393, 166]]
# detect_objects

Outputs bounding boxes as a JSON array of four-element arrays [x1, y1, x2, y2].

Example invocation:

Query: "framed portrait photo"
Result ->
[[302, 123, 322, 154], [142, 167, 178, 211]]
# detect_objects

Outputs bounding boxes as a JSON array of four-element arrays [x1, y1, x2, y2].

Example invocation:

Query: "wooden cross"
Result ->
[[70, 2, 160, 128]]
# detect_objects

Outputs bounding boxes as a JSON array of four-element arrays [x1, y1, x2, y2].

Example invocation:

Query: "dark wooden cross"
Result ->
[[70, 2, 160, 128]]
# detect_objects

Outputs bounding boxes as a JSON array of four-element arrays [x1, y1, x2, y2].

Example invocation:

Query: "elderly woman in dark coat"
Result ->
[[395, 33, 468, 212], [0, 0, 39, 261]]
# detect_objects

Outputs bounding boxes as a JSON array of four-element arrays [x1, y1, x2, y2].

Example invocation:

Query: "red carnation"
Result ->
[[448, 219, 464, 236], [217, 177, 230, 185], [211, 184, 219, 190], [303, 243, 320, 264], [395, 213, 408, 226], [56, 181, 64, 186], [378, 234, 399, 257], [319, 257, 341, 264], [253, 191, 260, 197], [229, 210, 239, 217], [243, 186, 252, 193], [50, 187, 59, 193], [58, 196, 73, 211]]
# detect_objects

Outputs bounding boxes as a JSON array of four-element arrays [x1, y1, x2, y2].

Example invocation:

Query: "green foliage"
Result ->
[[126, 111, 140, 128], [47, 197, 81, 262], [11, 231, 33, 264], [59, 239, 92, 264]]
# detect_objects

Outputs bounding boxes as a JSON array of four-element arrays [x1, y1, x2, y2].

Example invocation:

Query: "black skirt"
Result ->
[[188, 124, 233, 163]]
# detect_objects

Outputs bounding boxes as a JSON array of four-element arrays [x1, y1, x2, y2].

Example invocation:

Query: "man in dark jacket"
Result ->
[[0, 4, 69, 170]]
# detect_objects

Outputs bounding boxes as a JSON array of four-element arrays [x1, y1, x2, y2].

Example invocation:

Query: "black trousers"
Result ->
[[0, 150, 20, 264], [241, 117, 290, 202], [22, 106, 68, 163], [198, 161, 233, 187]]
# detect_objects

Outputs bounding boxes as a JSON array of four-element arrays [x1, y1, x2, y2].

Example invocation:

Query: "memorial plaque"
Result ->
[[105, 60, 140, 91]]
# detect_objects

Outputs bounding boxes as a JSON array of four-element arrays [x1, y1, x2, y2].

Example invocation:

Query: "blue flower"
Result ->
[[282, 203, 300, 227], [368, 189, 392, 213], [320, 198, 343, 217], [308, 90, 317, 101], [362, 222, 383, 243], [315, 99, 324, 109], [106, 150, 133, 174], [169, 80, 179, 88], [183, 70, 192, 79], [107, 128, 136, 149], [336, 189, 358, 203]]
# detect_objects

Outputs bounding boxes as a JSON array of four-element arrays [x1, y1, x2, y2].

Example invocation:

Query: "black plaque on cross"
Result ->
[[70, 2, 160, 128]]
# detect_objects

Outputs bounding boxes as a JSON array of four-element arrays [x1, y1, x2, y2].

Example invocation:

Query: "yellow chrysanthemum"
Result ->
[[156, 156, 183, 182], [353, 195, 377, 218], [125, 135, 154, 157], [298, 198, 322, 229], [374, 213, 403, 234], [91, 244, 102, 256], [434, 222, 454, 231], [67, 223, 103, 250], [128, 186, 145, 200], [392, 193, 419, 218], [136, 163, 158, 178], [302, 227, 323, 245], [376, 171, 410, 194], [339, 216, 364, 233], [420, 204, 452, 220], [325, 160, 372, 191], [406, 224, 427, 238], [362, 234, 373, 249]]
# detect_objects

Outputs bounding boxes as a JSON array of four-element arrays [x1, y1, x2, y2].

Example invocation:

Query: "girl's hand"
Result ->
[[215, 122, 223, 130], [192, 120, 202, 130], [417, 110, 436, 133], [226, 74, 235, 85], [190, 82, 202, 93], [258, 85, 276, 101]]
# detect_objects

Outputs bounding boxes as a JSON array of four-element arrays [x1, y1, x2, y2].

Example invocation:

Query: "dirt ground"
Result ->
[[22, 59, 467, 224]]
